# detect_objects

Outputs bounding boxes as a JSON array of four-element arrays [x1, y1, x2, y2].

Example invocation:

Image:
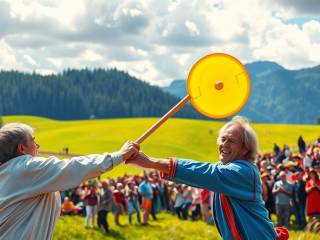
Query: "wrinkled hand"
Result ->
[[125, 151, 152, 169], [119, 141, 140, 162]]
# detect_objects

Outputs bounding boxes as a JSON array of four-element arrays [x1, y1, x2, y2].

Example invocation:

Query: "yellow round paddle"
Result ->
[[136, 53, 250, 144]]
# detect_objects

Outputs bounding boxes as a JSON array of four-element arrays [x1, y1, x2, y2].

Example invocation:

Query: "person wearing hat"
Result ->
[[283, 162, 295, 184], [0, 123, 139, 239], [127, 116, 287, 239], [272, 171, 293, 229]]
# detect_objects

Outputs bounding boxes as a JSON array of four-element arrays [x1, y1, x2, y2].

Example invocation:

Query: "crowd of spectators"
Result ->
[[258, 136, 320, 230], [59, 136, 320, 234]]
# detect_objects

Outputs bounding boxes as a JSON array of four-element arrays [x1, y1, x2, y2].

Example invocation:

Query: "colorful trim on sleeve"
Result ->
[[160, 158, 177, 179]]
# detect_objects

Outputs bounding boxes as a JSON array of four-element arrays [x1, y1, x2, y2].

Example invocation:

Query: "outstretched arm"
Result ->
[[126, 152, 258, 200], [21, 141, 139, 195], [126, 153, 170, 173]]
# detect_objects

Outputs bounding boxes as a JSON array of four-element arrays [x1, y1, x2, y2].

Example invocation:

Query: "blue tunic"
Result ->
[[168, 159, 277, 240]]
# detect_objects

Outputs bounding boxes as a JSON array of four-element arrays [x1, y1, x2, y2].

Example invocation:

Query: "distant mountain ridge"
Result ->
[[162, 61, 320, 124]]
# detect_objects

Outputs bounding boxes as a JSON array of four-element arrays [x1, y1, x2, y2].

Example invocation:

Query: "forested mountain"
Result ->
[[162, 61, 320, 124], [2, 61, 319, 124], [0, 69, 203, 120]]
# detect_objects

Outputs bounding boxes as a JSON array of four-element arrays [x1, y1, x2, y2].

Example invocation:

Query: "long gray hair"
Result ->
[[0, 123, 34, 164], [217, 116, 259, 162]]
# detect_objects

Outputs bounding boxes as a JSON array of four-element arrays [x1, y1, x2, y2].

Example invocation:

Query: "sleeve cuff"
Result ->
[[110, 152, 123, 167], [160, 158, 177, 180]]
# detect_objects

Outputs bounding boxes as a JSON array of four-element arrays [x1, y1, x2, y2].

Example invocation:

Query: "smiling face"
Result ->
[[218, 124, 248, 164]]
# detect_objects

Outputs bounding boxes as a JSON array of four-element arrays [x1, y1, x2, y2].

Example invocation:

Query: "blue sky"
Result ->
[[285, 16, 320, 27], [0, 0, 319, 86]]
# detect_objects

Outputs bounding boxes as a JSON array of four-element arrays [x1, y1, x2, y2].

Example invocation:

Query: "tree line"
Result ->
[[0, 69, 204, 120]]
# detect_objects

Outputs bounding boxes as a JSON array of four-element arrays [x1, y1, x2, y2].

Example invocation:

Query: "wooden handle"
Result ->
[[135, 95, 191, 144]]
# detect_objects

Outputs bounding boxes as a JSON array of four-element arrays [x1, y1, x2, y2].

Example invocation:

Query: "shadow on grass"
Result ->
[[101, 223, 161, 240], [133, 223, 162, 229], [106, 229, 126, 240]]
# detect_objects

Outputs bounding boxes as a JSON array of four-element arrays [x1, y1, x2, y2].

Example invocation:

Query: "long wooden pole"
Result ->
[[135, 95, 191, 144]]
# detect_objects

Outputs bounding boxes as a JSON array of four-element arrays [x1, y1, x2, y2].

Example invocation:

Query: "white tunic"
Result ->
[[0, 153, 122, 240]]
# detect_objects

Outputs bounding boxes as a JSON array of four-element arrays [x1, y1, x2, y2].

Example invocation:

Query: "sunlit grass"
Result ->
[[3, 116, 320, 239], [53, 212, 319, 240], [3, 115, 320, 178]]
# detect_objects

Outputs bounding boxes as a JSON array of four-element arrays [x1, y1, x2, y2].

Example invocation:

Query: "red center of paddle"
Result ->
[[215, 81, 224, 90]]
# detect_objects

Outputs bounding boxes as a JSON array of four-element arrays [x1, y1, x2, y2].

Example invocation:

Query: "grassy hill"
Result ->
[[3, 116, 320, 239], [3, 115, 320, 178], [53, 213, 215, 240], [53, 213, 319, 240]]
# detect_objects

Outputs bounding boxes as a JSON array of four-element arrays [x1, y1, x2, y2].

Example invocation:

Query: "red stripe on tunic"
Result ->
[[220, 194, 242, 240]]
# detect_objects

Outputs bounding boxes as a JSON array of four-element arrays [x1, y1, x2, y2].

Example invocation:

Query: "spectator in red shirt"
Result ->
[[200, 189, 210, 224], [113, 183, 125, 225], [305, 169, 320, 222], [84, 186, 98, 228]]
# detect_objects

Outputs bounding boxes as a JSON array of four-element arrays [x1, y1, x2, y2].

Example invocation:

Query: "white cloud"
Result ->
[[168, 0, 180, 12], [9, 0, 86, 28], [122, 8, 143, 17], [303, 20, 320, 43], [81, 49, 104, 62], [185, 20, 200, 36], [128, 47, 148, 57], [23, 54, 38, 66], [0, 40, 18, 69], [0, 0, 319, 85], [47, 57, 63, 68], [251, 23, 317, 68]]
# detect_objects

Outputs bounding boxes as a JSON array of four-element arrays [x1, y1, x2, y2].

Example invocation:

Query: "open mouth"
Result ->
[[220, 149, 231, 156]]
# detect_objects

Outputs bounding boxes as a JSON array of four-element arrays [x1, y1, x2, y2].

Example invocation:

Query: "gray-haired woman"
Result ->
[[0, 123, 139, 239]]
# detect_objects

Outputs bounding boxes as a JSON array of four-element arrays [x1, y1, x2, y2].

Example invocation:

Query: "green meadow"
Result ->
[[52, 213, 318, 240], [3, 116, 320, 239], [3, 115, 320, 178]]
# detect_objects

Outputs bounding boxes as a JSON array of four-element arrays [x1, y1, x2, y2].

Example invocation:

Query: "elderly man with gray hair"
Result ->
[[0, 123, 139, 239], [126, 116, 289, 240], [272, 171, 293, 229]]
